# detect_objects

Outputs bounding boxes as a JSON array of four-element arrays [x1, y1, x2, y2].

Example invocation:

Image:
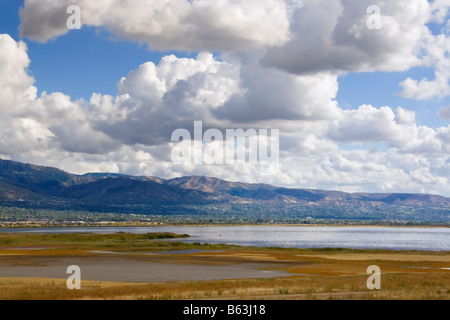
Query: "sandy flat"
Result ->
[[0, 256, 296, 283], [296, 254, 450, 262]]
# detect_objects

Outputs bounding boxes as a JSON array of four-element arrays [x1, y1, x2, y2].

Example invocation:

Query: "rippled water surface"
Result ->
[[3, 226, 449, 251]]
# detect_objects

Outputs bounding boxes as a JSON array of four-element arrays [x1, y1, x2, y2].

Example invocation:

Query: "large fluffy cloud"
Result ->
[[19, 0, 291, 50], [0, 34, 119, 157], [18, 0, 450, 102], [91, 52, 241, 146], [89, 50, 343, 149], [18, 0, 450, 104], [0, 34, 36, 115], [399, 32, 450, 100], [213, 55, 341, 122], [327, 105, 450, 155], [20, 0, 433, 75], [262, 0, 430, 74]]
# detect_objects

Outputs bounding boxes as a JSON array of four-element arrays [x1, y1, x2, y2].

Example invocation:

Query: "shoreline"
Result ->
[[1, 223, 449, 229], [0, 226, 448, 252]]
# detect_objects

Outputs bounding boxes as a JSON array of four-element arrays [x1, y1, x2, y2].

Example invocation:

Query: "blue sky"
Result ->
[[337, 67, 450, 128], [0, 0, 450, 195]]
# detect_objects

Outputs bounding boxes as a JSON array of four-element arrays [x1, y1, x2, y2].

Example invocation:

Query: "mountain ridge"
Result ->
[[0, 158, 449, 213]]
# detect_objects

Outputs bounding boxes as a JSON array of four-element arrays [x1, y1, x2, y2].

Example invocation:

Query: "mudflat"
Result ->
[[0, 255, 295, 282]]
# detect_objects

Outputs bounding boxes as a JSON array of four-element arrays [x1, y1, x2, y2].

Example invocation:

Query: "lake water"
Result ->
[[2, 226, 449, 251]]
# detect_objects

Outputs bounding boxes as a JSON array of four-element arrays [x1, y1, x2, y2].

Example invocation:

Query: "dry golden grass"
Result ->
[[0, 272, 448, 300]]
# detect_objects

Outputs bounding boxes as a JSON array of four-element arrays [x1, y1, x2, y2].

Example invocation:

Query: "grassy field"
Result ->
[[0, 232, 448, 300]]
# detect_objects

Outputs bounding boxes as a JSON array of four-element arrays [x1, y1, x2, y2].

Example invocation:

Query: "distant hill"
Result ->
[[0, 158, 449, 217]]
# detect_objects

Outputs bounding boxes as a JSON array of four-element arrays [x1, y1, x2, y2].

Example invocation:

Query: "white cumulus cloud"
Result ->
[[19, 0, 291, 51]]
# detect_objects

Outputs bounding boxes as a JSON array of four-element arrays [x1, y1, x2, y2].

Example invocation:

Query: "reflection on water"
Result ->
[[2, 226, 449, 251]]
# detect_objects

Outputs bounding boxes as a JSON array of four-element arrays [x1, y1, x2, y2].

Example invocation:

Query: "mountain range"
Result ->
[[0, 158, 449, 216]]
